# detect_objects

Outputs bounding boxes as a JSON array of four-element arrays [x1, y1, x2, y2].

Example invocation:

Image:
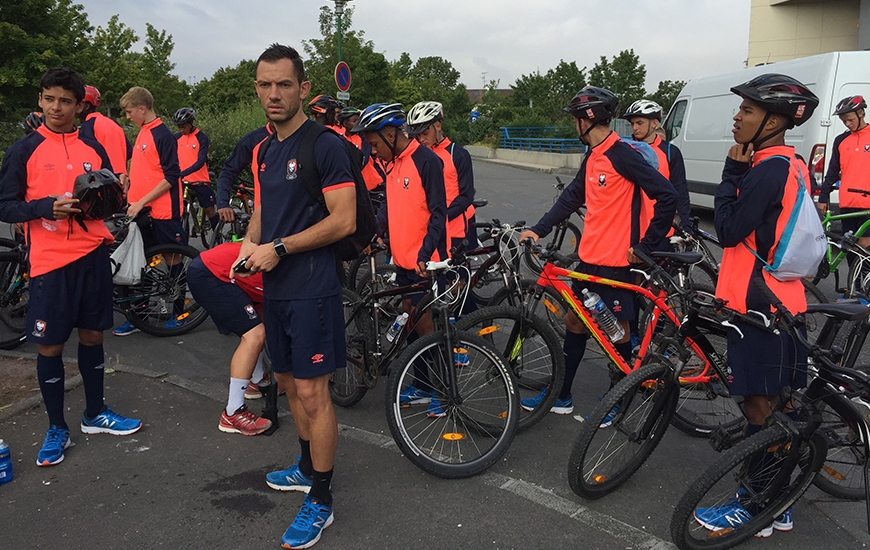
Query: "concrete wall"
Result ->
[[466, 145, 584, 170], [748, 0, 860, 66]]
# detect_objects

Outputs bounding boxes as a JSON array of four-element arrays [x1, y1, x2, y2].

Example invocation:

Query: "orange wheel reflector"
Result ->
[[177, 312, 190, 320], [592, 475, 607, 483], [543, 298, 562, 316], [822, 465, 846, 480], [477, 325, 501, 336], [498, 411, 507, 419], [709, 528, 734, 538], [149, 256, 163, 267], [442, 432, 465, 441]]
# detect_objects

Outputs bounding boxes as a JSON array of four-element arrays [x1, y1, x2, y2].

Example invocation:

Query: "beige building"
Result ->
[[748, 0, 870, 66]]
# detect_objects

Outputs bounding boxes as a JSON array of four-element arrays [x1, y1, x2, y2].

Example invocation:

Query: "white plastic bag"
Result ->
[[111, 222, 145, 285]]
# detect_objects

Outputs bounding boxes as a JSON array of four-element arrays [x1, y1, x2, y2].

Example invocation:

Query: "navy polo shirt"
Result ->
[[257, 120, 355, 300]]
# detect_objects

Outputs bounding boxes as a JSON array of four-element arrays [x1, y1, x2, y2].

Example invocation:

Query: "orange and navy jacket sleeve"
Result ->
[[608, 141, 676, 255], [411, 147, 448, 264], [0, 135, 55, 222], [153, 124, 180, 185], [179, 129, 210, 180], [818, 130, 848, 204], [714, 157, 781, 247], [658, 139, 691, 231], [530, 165, 586, 238]]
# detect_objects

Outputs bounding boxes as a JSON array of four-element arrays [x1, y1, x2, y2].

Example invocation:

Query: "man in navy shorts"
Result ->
[[233, 44, 357, 550], [0, 67, 141, 467]]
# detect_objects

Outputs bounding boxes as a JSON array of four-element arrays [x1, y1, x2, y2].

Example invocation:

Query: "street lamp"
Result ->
[[334, 0, 353, 63]]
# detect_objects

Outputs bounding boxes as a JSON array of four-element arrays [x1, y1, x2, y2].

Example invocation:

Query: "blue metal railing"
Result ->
[[499, 127, 586, 154]]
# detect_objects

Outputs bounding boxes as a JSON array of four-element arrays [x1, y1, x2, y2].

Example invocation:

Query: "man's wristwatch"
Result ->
[[273, 238, 288, 258]]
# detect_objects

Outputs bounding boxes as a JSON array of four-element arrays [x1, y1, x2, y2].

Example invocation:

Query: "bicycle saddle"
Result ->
[[650, 251, 704, 264], [806, 300, 870, 321]]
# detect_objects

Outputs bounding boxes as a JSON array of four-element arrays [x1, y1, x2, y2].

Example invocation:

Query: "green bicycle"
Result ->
[[814, 188, 870, 289]]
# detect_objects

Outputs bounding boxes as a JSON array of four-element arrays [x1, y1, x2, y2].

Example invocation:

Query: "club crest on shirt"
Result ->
[[141, 144, 147, 153], [244, 304, 257, 320], [192, 144, 197, 150], [865, 144, 869, 153], [83, 162, 92, 172], [286, 159, 298, 180], [32, 319, 46, 338], [403, 177, 409, 189], [598, 174, 606, 186]]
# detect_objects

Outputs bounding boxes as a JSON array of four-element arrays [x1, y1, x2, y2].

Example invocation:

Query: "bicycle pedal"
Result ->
[[709, 421, 747, 452]]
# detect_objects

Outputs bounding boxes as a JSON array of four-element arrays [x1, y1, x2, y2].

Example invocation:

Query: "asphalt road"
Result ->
[[1, 159, 867, 549]]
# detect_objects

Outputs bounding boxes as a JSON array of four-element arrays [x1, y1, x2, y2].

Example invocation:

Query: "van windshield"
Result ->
[[665, 100, 687, 141]]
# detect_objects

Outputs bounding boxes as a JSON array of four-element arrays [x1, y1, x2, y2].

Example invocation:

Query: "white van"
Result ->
[[663, 51, 870, 208]]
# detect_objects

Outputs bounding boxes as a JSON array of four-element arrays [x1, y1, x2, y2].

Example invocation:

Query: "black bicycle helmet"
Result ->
[[73, 168, 125, 221], [24, 112, 44, 134], [730, 74, 818, 128], [833, 95, 867, 116], [564, 86, 620, 124], [337, 106, 361, 123], [172, 107, 196, 126], [308, 94, 342, 116]]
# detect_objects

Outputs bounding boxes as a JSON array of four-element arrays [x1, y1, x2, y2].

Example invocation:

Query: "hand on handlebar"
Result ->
[[218, 207, 236, 223], [518, 229, 539, 244]]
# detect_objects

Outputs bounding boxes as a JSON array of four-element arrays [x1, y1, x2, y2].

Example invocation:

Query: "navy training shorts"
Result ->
[[187, 259, 261, 337], [27, 244, 113, 345], [189, 183, 216, 209], [142, 218, 188, 250], [570, 260, 637, 321], [264, 293, 346, 378], [726, 321, 807, 397]]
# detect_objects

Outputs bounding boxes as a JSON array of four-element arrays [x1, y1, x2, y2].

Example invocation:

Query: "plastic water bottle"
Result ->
[[42, 192, 73, 232], [0, 439, 12, 485], [581, 289, 625, 342], [385, 312, 409, 342]]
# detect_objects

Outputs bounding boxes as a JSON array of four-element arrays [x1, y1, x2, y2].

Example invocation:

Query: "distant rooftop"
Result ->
[[467, 88, 514, 104]]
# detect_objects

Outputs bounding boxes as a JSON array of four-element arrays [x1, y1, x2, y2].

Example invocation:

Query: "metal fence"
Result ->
[[499, 121, 633, 154]]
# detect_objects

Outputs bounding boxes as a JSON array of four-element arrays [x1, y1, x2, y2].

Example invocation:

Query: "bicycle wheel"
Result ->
[[489, 279, 569, 340], [355, 263, 401, 334], [329, 289, 374, 408], [455, 305, 564, 431], [385, 331, 519, 478], [121, 244, 209, 337], [686, 260, 718, 292], [812, 397, 867, 500], [523, 221, 582, 274], [568, 362, 678, 499], [801, 278, 830, 345], [469, 232, 520, 306], [671, 426, 826, 550], [0, 251, 27, 350], [199, 211, 216, 249]]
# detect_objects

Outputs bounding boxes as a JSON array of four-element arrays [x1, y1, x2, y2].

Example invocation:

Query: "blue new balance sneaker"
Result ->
[[266, 463, 313, 493], [80, 406, 142, 435], [695, 497, 786, 538], [163, 317, 185, 330], [427, 398, 446, 418], [281, 495, 334, 549], [399, 386, 432, 405], [521, 387, 548, 411], [550, 396, 574, 415], [36, 426, 71, 466], [112, 321, 139, 336], [599, 403, 621, 428]]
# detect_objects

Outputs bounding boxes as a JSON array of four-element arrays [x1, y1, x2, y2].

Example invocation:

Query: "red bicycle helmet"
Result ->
[[833, 95, 866, 116], [84, 85, 101, 107]]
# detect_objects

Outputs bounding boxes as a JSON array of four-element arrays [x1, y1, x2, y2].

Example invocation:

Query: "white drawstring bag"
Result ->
[[111, 222, 146, 285]]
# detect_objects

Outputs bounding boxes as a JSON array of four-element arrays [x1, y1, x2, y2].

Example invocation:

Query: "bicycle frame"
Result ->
[[820, 208, 870, 279]]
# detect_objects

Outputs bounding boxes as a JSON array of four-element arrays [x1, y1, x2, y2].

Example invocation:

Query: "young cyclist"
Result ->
[[692, 73, 819, 537], [352, 103, 448, 416], [308, 94, 344, 134], [518, 86, 676, 416], [235, 43, 357, 549], [114, 86, 185, 336], [187, 241, 272, 435], [0, 67, 141, 467], [173, 107, 218, 230], [337, 106, 361, 138], [77, 85, 132, 189]]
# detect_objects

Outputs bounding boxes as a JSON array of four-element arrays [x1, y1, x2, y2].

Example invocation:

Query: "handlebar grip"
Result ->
[[632, 248, 656, 267]]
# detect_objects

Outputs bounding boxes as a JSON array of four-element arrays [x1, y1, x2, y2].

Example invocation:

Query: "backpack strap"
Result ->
[[296, 123, 331, 212], [740, 154, 795, 267]]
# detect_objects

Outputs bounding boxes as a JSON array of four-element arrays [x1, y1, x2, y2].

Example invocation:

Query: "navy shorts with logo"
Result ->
[[189, 183, 216, 209], [726, 321, 807, 397], [570, 260, 636, 321], [839, 207, 870, 237], [142, 218, 188, 251], [27, 244, 113, 345], [187, 260, 261, 337], [395, 266, 430, 307], [264, 293, 346, 378]]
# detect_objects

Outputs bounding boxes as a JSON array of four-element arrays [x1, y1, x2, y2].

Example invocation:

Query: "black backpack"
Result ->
[[256, 123, 377, 261]]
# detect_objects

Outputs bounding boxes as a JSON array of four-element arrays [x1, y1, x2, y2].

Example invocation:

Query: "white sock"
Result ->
[[227, 378, 248, 415], [251, 352, 265, 383]]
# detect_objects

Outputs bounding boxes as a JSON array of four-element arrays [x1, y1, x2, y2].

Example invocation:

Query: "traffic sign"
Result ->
[[337, 91, 350, 101], [335, 62, 352, 92]]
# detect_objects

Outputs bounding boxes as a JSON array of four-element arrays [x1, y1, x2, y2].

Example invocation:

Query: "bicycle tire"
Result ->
[[812, 396, 867, 500], [488, 279, 568, 340], [199, 212, 216, 249], [385, 331, 519, 479], [670, 426, 826, 550], [0, 251, 28, 350], [523, 221, 582, 274], [469, 232, 520, 306], [355, 263, 401, 334], [329, 288, 374, 408], [120, 243, 209, 337], [801, 278, 830, 345], [455, 305, 565, 431], [810, 256, 830, 286], [687, 259, 718, 291], [568, 362, 678, 499]]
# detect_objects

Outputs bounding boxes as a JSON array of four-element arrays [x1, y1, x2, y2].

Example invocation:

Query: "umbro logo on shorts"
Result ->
[[311, 354, 324, 364]]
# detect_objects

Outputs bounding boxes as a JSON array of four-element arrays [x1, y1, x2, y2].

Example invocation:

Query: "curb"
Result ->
[[473, 157, 576, 175]]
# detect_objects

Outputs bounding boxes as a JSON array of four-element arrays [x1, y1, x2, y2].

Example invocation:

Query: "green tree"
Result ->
[[302, 6, 393, 109], [588, 49, 646, 108], [83, 15, 139, 117], [0, 0, 93, 119], [649, 79, 686, 113], [191, 60, 256, 112], [137, 23, 189, 116]]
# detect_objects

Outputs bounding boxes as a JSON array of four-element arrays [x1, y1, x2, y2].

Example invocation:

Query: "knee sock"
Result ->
[[78, 343, 106, 419], [559, 331, 588, 401], [37, 354, 67, 430], [226, 378, 248, 415], [251, 352, 265, 383], [298, 438, 313, 478], [310, 468, 334, 507]]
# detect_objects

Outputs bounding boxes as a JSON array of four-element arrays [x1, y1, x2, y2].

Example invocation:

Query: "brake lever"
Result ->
[[721, 320, 744, 339]]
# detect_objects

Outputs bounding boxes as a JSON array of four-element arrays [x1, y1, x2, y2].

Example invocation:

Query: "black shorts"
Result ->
[[264, 294, 345, 378], [570, 260, 636, 321], [839, 207, 870, 237], [187, 260, 261, 337], [27, 245, 113, 345], [142, 218, 188, 250], [189, 183, 216, 208], [726, 321, 807, 397], [395, 266, 429, 307]]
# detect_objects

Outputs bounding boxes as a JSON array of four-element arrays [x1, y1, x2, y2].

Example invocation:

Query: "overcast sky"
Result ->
[[75, 0, 752, 92]]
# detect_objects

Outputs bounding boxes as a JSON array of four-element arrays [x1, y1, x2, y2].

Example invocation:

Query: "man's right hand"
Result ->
[[817, 202, 828, 216], [218, 207, 235, 223]]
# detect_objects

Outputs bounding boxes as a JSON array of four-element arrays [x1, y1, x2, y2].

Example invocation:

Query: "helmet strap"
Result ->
[[747, 111, 787, 152]]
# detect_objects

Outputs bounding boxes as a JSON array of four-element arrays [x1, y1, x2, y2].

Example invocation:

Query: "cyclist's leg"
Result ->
[[840, 209, 870, 288], [395, 267, 434, 394], [194, 184, 219, 229], [149, 219, 189, 318]]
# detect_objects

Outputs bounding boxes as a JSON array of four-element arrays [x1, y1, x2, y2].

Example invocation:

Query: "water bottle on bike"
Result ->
[[385, 312, 409, 342], [581, 289, 624, 342]]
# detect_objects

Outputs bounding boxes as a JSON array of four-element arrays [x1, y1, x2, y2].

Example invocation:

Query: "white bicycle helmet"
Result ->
[[406, 101, 443, 135], [621, 99, 663, 120]]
